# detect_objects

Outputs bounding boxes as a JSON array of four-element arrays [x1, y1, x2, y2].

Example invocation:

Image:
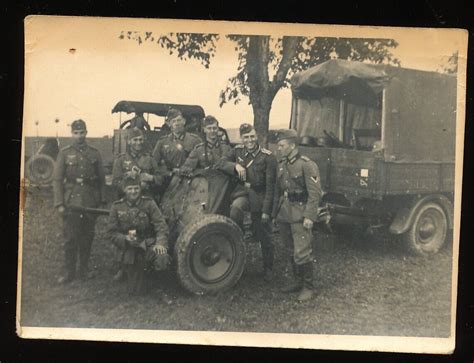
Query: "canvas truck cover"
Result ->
[[290, 59, 457, 163]]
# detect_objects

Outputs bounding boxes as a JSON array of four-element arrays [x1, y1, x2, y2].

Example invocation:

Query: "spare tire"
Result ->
[[25, 154, 56, 185], [174, 214, 246, 295]]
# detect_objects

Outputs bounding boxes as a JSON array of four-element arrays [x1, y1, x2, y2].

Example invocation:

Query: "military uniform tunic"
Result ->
[[106, 196, 170, 294], [152, 132, 202, 175], [182, 140, 233, 171], [272, 150, 322, 265], [218, 144, 277, 272], [112, 151, 163, 194], [53, 142, 106, 277]]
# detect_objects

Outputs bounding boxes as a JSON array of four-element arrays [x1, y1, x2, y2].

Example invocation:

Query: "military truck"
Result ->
[[283, 59, 456, 255]]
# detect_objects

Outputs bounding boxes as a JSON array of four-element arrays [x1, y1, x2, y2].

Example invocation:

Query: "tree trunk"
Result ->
[[252, 102, 272, 146], [246, 36, 300, 147]]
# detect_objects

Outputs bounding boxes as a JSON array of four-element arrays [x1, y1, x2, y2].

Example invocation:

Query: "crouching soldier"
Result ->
[[106, 175, 170, 295], [272, 129, 322, 302]]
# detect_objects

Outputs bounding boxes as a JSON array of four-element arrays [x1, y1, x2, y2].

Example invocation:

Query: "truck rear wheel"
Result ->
[[174, 214, 246, 295], [403, 202, 448, 255]]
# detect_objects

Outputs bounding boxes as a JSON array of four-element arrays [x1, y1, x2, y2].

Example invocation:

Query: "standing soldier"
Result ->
[[272, 129, 322, 302], [106, 175, 170, 295], [112, 127, 162, 197], [152, 108, 201, 188], [217, 123, 277, 281], [53, 119, 105, 284], [180, 115, 232, 174]]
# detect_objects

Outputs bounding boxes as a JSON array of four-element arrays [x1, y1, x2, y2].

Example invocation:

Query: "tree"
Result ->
[[438, 51, 458, 75], [120, 31, 400, 144]]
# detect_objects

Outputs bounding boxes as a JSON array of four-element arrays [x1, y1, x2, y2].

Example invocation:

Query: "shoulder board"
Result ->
[[112, 198, 124, 205], [61, 145, 73, 151], [234, 144, 245, 149], [300, 155, 311, 162], [87, 145, 98, 151], [117, 152, 127, 158], [194, 142, 205, 148], [141, 196, 153, 201], [261, 148, 272, 155]]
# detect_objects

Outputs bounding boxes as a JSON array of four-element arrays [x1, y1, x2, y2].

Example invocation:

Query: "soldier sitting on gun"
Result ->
[[152, 108, 201, 189], [180, 115, 232, 175], [217, 123, 277, 281], [106, 174, 170, 295], [112, 127, 162, 198]]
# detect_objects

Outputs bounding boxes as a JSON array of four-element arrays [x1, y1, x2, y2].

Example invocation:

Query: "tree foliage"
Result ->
[[120, 31, 399, 142]]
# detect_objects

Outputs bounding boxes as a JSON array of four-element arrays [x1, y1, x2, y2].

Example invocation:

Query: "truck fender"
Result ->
[[389, 194, 453, 235]]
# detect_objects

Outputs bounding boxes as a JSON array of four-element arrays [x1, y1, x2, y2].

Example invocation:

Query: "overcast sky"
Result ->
[[24, 16, 463, 137]]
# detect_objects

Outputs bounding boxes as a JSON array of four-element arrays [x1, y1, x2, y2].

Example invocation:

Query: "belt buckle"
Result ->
[[76, 177, 84, 184], [283, 191, 288, 198], [244, 182, 251, 189]]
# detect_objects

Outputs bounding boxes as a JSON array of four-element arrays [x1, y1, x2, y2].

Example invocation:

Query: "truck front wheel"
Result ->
[[403, 202, 447, 255]]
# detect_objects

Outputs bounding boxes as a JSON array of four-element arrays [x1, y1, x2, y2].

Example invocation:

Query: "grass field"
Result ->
[[19, 185, 453, 337]]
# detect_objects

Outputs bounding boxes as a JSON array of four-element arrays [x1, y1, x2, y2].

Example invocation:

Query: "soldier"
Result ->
[[53, 119, 106, 284], [152, 108, 201, 188], [106, 174, 170, 295], [180, 115, 232, 174], [112, 127, 162, 197], [272, 129, 322, 302], [217, 123, 277, 281]]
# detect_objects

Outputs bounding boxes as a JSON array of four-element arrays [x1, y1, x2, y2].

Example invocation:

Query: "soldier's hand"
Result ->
[[261, 213, 270, 223], [57, 205, 66, 215], [303, 218, 314, 230], [235, 164, 246, 181], [153, 245, 167, 255], [140, 173, 154, 182]]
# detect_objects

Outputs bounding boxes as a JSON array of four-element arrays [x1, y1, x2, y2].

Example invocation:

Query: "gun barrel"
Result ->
[[67, 205, 110, 216]]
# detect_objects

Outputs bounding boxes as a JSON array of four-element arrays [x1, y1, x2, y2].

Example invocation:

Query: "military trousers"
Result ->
[[62, 212, 97, 276], [251, 212, 274, 271], [278, 222, 313, 265], [230, 198, 274, 271]]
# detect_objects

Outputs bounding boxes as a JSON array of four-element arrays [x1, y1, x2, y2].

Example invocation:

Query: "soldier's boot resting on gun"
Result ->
[[297, 262, 314, 302], [280, 262, 303, 293]]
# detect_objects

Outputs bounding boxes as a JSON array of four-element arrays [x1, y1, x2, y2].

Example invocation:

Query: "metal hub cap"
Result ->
[[191, 232, 235, 283]]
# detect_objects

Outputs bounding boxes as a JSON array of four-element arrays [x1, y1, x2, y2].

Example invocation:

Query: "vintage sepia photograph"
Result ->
[[18, 15, 467, 353]]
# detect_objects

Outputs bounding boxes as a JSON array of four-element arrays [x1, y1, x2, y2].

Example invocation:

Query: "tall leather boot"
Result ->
[[297, 262, 314, 302], [58, 243, 77, 284], [280, 261, 303, 293]]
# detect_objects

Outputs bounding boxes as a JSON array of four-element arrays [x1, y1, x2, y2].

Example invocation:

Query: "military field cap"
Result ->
[[71, 119, 87, 131], [128, 127, 144, 140], [123, 174, 141, 188], [239, 123, 254, 135], [165, 108, 183, 123], [202, 115, 219, 127], [276, 129, 298, 142]]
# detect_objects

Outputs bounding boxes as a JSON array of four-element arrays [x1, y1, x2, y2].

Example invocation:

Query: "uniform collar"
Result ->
[[129, 149, 142, 159], [171, 132, 185, 141], [206, 139, 220, 149], [284, 149, 299, 164], [73, 142, 88, 152], [126, 196, 143, 207], [245, 145, 260, 158]]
